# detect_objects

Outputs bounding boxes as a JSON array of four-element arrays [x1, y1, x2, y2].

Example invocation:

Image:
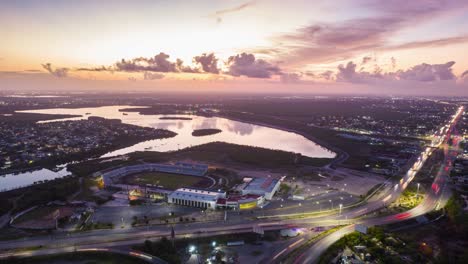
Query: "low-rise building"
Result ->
[[241, 177, 281, 200], [168, 188, 226, 209]]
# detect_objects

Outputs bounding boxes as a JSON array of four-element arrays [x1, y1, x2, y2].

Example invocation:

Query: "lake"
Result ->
[[2, 105, 335, 191]]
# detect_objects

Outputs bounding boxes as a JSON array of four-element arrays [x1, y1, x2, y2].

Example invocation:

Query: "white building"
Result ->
[[241, 177, 281, 200], [168, 188, 226, 209]]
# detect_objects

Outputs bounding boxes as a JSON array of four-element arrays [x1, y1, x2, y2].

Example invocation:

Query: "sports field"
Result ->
[[123, 172, 211, 190]]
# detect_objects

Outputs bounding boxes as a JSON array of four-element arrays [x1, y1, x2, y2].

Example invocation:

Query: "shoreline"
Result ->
[[213, 113, 347, 164]]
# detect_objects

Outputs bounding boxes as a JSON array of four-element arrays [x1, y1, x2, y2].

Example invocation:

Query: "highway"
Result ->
[[0, 106, 463, 263], [294, 105, 464, 264]]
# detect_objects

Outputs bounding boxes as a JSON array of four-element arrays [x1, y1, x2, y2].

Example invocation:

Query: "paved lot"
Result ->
[[91, 204, 199, 227]]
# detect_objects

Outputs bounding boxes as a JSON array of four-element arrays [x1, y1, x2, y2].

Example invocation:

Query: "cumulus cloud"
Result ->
[[320, 70, 335, 81], [193, 53, 220, 74], [280, 73, 302, 83], [115, 52, 178, 72], [337, 62, 368, 83], [111, 52, 204, 74], [336, 60, 458, 84], [361, 56, 372, 65], [397, 61, 456, 82], [226, 53, 281, 78], [41, 63, 69, 78], [462, 70, 468, 78], [143, 72, 164, 80], [41, 51, 283, 79], [76, 66, 111, 72], [391, 57, 397, 70], [459, 70, 468, 84]]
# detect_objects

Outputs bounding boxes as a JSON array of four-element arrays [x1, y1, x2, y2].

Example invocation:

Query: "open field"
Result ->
[[122, 172, 210, 190], [13, 206, 60, 225]]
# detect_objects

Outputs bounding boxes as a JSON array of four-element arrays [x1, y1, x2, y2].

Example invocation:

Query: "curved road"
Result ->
[[295, 105, 463, 264]]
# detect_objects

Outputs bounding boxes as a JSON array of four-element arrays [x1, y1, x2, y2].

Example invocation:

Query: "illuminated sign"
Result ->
[[239, 201, 257, 210]]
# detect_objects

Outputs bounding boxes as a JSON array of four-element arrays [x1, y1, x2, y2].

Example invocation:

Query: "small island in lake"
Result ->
[[192, 128, 222, 137], [159, 116, 192, 120]]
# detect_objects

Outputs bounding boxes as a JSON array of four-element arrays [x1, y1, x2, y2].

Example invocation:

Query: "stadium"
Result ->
[[98, 162, 281, 210]]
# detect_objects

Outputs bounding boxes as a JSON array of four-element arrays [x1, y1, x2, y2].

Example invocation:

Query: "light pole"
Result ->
[[339, 204, 343, 215], [316, 201, 321, 212], [329, 199, 333, 210], [416, 183, 420, 197]]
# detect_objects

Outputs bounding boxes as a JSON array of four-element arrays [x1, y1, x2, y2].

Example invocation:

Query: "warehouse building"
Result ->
[[168, 188, 226, 209]]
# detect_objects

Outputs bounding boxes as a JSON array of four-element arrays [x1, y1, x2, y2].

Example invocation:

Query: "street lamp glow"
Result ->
[[212, 241, 216, 247], [339, 204, 343, 215], [188, 245, 196, 253]]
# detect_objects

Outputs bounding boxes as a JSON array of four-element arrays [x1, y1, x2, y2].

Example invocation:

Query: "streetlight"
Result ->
[[188, 245, 196, 254], [416, 183, 420, 197], [316, 201, 321, 212], [329, 200, 333, 210], [339, 204, 343, 215], [212, 241, 217, 247]]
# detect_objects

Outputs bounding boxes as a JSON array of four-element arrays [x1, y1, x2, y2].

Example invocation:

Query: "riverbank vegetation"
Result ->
[[69, 142, 333, 177], [0, 176, 79, 215]]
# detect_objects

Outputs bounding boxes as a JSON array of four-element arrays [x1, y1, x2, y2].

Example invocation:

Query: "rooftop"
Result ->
[[169, 187, 225, 202], [243, 177, 279, 193]]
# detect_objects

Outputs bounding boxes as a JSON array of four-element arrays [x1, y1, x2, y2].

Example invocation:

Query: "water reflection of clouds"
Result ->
[[223, 120, 254, 136], [149, 120, 183, 130], [176, 121, 185, 130], [192, 117, 218, 130]]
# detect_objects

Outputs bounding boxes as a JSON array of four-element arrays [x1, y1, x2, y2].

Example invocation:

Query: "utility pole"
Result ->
[[171, 225, 175, 247]]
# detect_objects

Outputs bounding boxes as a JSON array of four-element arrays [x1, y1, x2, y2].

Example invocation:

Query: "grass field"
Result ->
[[14, 206, 60, 224], [123, 172, 206, 190]]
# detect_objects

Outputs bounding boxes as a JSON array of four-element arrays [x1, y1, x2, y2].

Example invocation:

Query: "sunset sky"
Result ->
[[1, 0, 468, 95]]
